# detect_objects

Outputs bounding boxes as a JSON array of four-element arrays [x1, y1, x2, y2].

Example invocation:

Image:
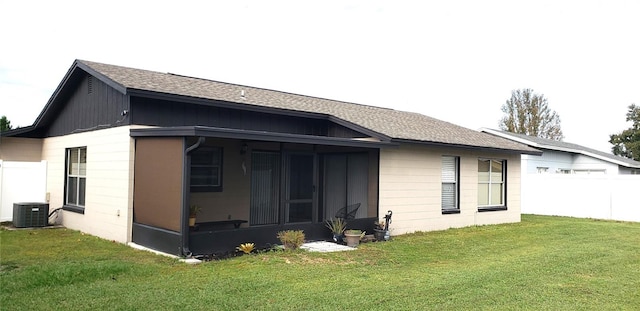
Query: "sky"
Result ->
[[1, 0, 638, 153]]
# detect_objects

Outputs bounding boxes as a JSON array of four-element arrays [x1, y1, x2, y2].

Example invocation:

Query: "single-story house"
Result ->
[[481, 128, 640, 175], [0, 60, 540, 256]]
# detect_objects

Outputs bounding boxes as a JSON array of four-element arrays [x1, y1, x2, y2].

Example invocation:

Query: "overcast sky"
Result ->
[[1, 0, 638, 153]]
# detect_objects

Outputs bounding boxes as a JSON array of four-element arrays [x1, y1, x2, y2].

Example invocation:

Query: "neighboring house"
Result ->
[[481, 128, 640, 222], [481, 128, 640, 175], [0, 60, 539, 256]]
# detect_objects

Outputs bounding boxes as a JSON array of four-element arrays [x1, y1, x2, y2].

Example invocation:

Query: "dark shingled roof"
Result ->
[[482, 128, 640, 168], [72, 60, 538, 153]]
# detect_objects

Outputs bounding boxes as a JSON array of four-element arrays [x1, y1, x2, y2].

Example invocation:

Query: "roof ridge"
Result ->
[[165, 72, 397, 112]]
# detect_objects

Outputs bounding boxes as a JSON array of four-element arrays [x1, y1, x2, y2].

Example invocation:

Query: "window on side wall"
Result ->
[[477, 158, 506, 211], [190, 147, 223, 192], [442, 156, 460, 214], [64, 147, 87, 213]]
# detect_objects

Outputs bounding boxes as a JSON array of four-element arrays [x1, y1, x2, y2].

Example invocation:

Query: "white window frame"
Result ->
[[66, 147, 87, 207], [477, 158, 506, 210], [441, 156, 460, 213]]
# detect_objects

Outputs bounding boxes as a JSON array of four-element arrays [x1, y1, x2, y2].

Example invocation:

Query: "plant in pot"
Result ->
[[324, 218, 347, 243], [373, 219, 387, 241], [189, 204, 201, 227], [277, 230, 305, 250], [344, 229, 364, 247]]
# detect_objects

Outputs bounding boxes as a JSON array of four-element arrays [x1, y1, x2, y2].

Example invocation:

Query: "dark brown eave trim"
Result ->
[[5, 60, 129, 138], [21, 62, 84, 133], [391, 138, 543, 155], [126, 88, 391, 142], [0, 125, 37, 137], [76, 61, 128, 94], [130, 126, 395, 149]]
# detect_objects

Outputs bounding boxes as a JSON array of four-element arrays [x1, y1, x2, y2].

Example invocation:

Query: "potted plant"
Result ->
[[344, 229, 364, 247], [189, 204, 201, 227], [324, 218, 347, 243], [373, 219, 387, 241]]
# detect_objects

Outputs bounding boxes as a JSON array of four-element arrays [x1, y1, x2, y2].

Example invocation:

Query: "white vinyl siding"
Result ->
[[441, 156, 459, 212], [379, 146, 521, 235], [41, 126, 137, 243]]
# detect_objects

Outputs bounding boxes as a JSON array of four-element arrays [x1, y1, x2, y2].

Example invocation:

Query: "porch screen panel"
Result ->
[[250, 152, 280, 225], [285, 154, 314, 223], [323, 154, 347, 220], [323, 153, 368, 220], [347, 153, 368, 219]]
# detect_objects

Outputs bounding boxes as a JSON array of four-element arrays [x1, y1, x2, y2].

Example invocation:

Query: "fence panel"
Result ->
[[522, 174, 640, 222], [0, 160, 48, 222]]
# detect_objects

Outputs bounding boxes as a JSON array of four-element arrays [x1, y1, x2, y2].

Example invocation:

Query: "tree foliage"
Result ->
[[0, 115, 12, 132], [609, 104, 640, 161], [499, 89, 563, 140]]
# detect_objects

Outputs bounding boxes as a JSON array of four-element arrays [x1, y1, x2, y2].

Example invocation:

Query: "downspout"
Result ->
[[181, 136, 205, 257]]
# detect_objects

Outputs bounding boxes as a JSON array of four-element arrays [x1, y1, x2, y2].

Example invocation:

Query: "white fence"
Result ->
[[0, 160, 48, 222], [521, 174, 640, 222]]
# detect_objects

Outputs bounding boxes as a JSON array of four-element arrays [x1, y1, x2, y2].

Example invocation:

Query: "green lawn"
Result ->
[[2, 215, 639, 310]]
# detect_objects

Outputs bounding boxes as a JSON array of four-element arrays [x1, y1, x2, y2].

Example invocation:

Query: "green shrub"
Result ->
[[324, 218, 347, 235], [277, 230, 305, 250]]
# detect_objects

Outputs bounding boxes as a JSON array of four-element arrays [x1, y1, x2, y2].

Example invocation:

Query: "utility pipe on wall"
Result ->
[[181, 136, 205, 257]]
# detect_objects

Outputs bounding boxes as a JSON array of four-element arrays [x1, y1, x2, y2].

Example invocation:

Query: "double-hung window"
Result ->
[[477, 159, 506, 211], [190, 147, 223, 192], [441, 156, 460, 214], [66, 147, 87, 210]]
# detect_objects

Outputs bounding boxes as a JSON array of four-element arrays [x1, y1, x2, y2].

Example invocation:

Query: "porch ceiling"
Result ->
[[130, 126, 395, 148]]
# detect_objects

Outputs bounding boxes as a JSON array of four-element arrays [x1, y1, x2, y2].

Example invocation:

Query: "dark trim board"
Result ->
[[189, 217, 377, 255], [392, 138, 543, 156], [132, 223, 183, 256], [130, 126, 394, 148]]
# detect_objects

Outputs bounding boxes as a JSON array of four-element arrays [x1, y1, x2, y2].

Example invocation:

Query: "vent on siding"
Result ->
[[87, 76, 93, 94]]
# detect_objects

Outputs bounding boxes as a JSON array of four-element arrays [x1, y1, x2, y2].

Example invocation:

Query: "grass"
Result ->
[[1, 215, 639, 310]]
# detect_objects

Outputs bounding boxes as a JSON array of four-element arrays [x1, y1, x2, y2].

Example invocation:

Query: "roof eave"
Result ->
[[6, 60, 128, 137], [391, 138, 543, 155], [481, 128, 640, 168], [480, 128, 541, 148], [76, 60, 128, 94], [543, 145, 640, 168], [27, 61, 83, 131], [130, 126, 396, 149], [0, 125, 37, 137]]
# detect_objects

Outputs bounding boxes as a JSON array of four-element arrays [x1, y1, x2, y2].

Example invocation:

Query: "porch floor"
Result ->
[[300, 241, 356, 253]]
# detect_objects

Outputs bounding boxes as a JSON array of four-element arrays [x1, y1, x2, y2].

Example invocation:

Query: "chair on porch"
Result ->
[[334, 203, 361, 220]]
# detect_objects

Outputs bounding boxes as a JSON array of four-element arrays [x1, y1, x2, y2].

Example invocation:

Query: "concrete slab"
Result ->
[[300, 241, 356, 252], [128, 242, 202, 264]]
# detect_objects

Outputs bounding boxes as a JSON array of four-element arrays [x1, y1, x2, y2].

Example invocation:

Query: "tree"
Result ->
[[609, 104, 640, 161], [499, 89, 563, 140], [0, 115, 12, 132]]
